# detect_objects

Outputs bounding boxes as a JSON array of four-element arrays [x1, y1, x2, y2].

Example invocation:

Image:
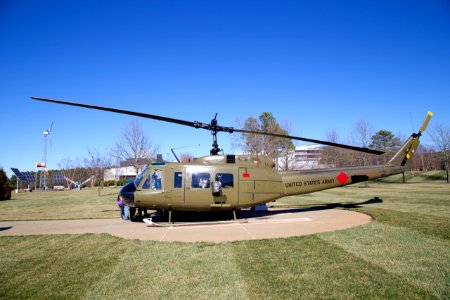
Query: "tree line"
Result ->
[[238, 112, 449, 182], [320, 121, 448, 181], [4, 119, 160, 195]]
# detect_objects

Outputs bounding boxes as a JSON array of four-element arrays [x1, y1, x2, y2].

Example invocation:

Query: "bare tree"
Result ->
[[277, 121, 296, 171], [114, 118, 159, 175], [58, 157, 86, 188], [86, 148, 112, 195], [428, 123, 450, 183], [353, 120, 374, 166], [321, 130, 341, 167], [408, 144, 434, 172]]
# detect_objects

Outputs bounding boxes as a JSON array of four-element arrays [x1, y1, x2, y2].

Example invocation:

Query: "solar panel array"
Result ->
[[22, 172, 36, 183], [11, 168, 27, 181], [53, 172, 65, 183]]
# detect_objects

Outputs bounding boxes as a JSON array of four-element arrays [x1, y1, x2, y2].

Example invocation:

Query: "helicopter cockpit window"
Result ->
[[151, 169, 163, 190], [142, 176, 151, 189], [134, 166, 148, 188], [192, 173, 210, 189], [215, 173, 234, 188]]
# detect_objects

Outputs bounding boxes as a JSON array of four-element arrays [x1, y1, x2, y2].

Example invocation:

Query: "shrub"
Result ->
[[0, 169, 12, 200]]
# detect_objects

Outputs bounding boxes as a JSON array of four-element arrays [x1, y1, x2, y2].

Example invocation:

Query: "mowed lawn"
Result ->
[[0, 187, 121, 221], [0, 172, 449, 299]]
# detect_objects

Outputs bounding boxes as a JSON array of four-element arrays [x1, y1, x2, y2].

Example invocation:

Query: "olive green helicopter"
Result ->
[[31, 97, 432, 221]]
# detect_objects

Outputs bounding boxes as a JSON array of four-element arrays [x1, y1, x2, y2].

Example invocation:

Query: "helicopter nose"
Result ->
[[119, 182, 136, 207]]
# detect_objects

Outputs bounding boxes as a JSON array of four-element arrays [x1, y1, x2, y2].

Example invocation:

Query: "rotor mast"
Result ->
[[210, 113, 220, 155]]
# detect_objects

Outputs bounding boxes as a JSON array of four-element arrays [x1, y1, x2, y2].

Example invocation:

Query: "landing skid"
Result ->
[[143, 209, 240, 226], [143, 217, 248, 227]]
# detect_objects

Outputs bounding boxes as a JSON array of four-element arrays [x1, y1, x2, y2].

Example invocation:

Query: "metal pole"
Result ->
[[43, 134, 47, 189], [34, 168, 37, 201]]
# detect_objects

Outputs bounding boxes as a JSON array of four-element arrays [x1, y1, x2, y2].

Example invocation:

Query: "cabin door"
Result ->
[[238, 167, 254, 207], [171, 168, 185, 205], [184, 167, 212, 209]]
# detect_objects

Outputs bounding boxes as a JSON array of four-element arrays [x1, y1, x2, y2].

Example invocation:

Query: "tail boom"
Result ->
[[281, 112, 432, 196], [281, 165, 399, 196]]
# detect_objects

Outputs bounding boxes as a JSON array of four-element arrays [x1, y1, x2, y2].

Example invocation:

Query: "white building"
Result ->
[[103, 166, 139, 182], [278, 144, 327, 171], [294, 144, 324, 169]]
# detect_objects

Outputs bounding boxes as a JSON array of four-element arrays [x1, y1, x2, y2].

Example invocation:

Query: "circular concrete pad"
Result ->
[[0, 208, 372, 243]]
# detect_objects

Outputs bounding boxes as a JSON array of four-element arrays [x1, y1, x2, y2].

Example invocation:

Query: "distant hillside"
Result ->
[[375, 171, 447, 183]]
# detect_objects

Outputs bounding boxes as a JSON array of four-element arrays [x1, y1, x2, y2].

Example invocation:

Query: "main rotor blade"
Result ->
[[233, 128, 384, 155], [31, 97, 203, 129], [31, 96, 383, 155]]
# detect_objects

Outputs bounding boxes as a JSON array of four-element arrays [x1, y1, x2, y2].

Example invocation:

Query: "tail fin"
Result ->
[[387, 112, 433, 167]]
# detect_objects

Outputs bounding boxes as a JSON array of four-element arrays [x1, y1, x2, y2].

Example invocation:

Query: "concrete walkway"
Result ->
[[0, 208, 372, 243]]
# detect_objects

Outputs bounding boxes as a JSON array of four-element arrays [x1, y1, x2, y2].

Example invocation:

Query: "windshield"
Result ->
[[133, 166, 148, 187]]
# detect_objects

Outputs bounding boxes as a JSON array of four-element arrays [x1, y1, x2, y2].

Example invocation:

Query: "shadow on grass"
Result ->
[[134, 197, 383, 224], [265, 196, 383, 213]]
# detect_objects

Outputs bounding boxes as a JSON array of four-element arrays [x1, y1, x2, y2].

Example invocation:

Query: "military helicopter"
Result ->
[[31, 97, 432, 221]]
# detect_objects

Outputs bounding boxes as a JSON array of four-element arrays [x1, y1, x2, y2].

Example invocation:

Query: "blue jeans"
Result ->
[[119, 203, 124, 219], [123, 205, 130, 220]]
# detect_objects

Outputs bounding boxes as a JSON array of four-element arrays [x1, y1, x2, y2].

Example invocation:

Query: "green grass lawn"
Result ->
[[0, 187, 121, 220], [0, 172, 449, 299]]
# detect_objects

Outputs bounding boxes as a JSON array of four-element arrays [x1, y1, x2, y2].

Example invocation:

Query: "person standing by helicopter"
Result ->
[[118, 195, 131, 220], [117, 196, 124, 219]]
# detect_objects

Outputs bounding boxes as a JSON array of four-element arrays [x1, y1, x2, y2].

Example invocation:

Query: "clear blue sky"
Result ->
[[1, 0, 449, 177]]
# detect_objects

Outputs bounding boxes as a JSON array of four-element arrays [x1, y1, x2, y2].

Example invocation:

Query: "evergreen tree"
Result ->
[[240, 112, 294, 169], [9, 174, 17, 190], [369, 130, 401, 164], [0, 169, 11, 200]]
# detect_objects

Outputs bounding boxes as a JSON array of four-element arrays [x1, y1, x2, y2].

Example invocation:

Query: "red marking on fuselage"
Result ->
[[336, 172, 349, 185]]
